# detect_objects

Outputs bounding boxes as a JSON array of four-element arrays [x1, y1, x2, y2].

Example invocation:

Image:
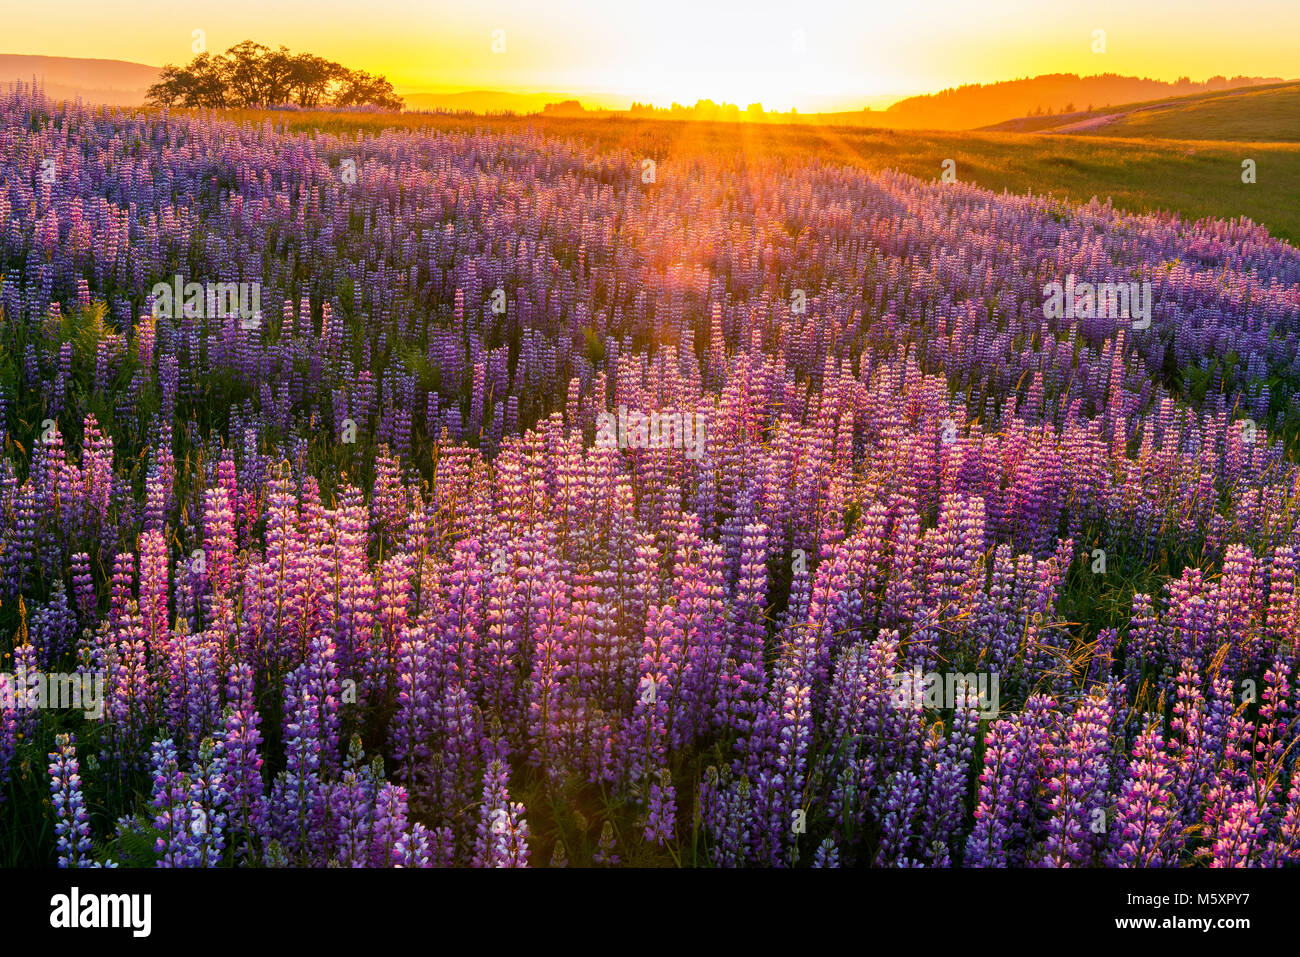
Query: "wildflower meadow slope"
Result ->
[[2, 84, 1300, 868]]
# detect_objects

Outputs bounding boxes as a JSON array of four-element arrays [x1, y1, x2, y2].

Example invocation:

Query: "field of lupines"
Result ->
[[3, 80, 1300, 869]]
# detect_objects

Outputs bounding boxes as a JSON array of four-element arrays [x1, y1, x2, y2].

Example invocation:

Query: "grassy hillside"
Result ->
[[1091, 83, 1300, 141], [986, 82, 1300, 141], [823, 129, 1300, 245], [892, 132, 1300, 245], [882, 73, 1283, 131]]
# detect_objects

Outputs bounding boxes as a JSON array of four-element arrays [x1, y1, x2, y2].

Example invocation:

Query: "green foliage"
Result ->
[[581, 326, 605, 365]]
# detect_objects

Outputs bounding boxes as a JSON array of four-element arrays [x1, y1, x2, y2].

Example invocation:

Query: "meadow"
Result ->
[[251, 106, 1300, 243], [2, 85, 1300, 867]]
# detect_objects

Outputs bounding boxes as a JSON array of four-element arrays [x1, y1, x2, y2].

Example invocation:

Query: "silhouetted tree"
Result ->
[[146, 41, 402, 111], [222, 41, 271, 106], [333, 70, 403, 111], [290, 54, 346, 107], [147, 53, 228, 108]]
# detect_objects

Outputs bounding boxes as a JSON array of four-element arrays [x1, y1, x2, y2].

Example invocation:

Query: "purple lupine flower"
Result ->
[[70, 551, 97, 626], [965, 696, 1056, 867], [48, 733, 94, 867], [395, 823, 434, 868], [150, 738, 198, 867], [526, 569, 572, 774], [1209, 796, 1267, 867], [624, 603, 678, 784], [672, 528, 728, 741], [723, 521, 769, 749], [431, 680, 481, 822], [592, 820, 620, 867], [331, 754, 376, 866], [138, 529, 170, 655], [1264, 766, 1300, 867], [479, 547, 523, 730], [268, 661, 327, 863], [923, 678, 981, 865], [812, 838, 839, 868], [699, 764, 754, 867], [301, 631, 342, 777], [644, 767, 676, 846], [31, 581, 77, 668], [222, 663, 268, 861], [1108, 714, 1178, 867], [202, 486, 237, 617], [1040, 692, 1112, 867], [390, 622, 435, 794], [106, 602, 152, 769], [1168, 658, 1212, 824], [370, 783, 410, 867], [750, 679, 814, 867], [472, 758, 530, 867], [188, 736, 228, 867], [875, 767, 924, 866]]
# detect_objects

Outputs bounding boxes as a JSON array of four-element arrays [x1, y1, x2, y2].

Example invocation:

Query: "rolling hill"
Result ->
[[984, 82, 1300, 141], [878, 73, 1284, 131], [0, 54, 159, 105]]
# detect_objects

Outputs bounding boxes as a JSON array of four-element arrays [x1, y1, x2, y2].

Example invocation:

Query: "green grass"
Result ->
[[982, 81, 1300, 138], [844, 130, 1300, 245], [1092, 84, 1300, 142]]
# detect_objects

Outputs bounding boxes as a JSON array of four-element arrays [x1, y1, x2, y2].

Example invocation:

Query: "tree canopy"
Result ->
[[147, 41, 403, 111]]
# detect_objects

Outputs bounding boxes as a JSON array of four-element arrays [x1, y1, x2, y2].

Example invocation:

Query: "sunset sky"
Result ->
[[7, 0, 1299, 110]]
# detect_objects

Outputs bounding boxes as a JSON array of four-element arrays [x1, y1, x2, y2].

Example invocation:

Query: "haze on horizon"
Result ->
[[5, 0, 1298, 112]]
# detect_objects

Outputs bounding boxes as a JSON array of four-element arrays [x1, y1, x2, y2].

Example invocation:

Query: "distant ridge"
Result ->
[[881, 73, 1284, 130], [0, 54, 160, 105], [0, 58, 616, 114], [509, 73, 1292, 132]]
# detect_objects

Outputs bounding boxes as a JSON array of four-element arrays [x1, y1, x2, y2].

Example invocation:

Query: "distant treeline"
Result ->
[[147, 41, 403, 111], [541, 99, 774, 121], [596, 73, 1286, 130], [627, 99, 770, 120]]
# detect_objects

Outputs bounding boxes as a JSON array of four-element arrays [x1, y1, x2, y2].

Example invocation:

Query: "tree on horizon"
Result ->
[[147, 41, 402, 111]]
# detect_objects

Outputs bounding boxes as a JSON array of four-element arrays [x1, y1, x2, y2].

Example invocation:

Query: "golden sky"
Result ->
[[6, 0, 1298, 110]]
